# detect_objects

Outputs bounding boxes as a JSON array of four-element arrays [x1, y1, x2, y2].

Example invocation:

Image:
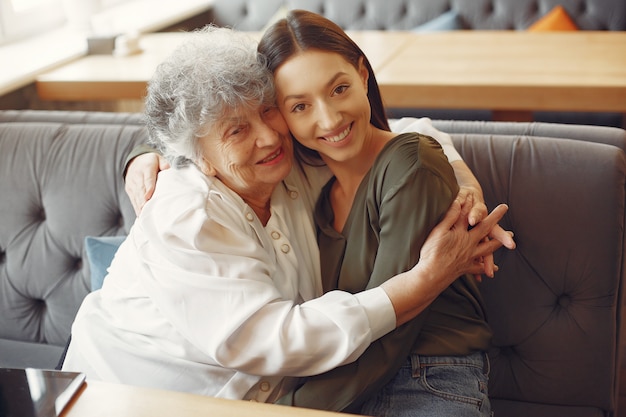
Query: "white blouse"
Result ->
[[63, 162, 395, 401]]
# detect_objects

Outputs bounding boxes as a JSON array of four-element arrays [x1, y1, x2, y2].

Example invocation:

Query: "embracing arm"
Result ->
[[390, 118, 515, 272]]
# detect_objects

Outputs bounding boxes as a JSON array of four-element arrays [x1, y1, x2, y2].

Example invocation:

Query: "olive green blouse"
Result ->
[[277, 133, 492, 412]]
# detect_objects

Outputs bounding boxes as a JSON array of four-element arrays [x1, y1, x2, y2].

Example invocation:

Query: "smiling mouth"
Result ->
[[258, 148, 282, 164], [324, 124, 351, 143]]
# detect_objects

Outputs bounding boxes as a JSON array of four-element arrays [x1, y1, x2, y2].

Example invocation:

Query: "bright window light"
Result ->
[[10, 0, 53, 13], [0, 0, 65, 42]]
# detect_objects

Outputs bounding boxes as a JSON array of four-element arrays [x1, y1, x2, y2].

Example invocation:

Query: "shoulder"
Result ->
[[368, 133, 457, 196], [140, 165, 251, 241], [377, 133, 446, 170]]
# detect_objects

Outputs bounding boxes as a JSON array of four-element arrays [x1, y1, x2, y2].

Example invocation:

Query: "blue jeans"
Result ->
[[359, 352, 491, 417]]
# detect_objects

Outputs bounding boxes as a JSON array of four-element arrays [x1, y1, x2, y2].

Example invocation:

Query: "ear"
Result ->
[[198, 157, 217, 177], [357, 56, 369, 90]]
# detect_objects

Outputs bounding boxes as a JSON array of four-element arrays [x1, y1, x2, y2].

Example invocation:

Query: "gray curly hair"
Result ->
[[144, 25, 276, 167]]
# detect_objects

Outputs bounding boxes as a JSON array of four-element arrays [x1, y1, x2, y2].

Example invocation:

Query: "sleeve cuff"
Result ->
[[354, 287, 396, 342]]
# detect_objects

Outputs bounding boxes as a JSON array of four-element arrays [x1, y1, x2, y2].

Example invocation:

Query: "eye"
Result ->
[[227, 124, 247, 138], [333, 84, 349, 96], [262, 105, 277, 115], [291, 103, 306, 113]]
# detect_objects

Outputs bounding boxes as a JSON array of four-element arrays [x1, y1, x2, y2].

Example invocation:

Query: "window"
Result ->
[[0, 0, 66, 43], [100, 0, 128, 8]]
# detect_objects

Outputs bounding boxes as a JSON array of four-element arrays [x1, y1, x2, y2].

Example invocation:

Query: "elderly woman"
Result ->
[[62, 26, 508, 402]]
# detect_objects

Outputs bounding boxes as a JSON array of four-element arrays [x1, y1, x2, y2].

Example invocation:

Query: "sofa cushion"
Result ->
[[411, 10, 462, 32], [85, 236, 126, 291], [0, 338, 65, 370], [527, 5, 578, 31]]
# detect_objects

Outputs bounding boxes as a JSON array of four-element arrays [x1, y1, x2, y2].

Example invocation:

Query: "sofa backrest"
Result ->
[[0, 110, 146, 348], [437, 120, 626, 416], [210, 0, 626, 31], [1, 110, 624, 416]]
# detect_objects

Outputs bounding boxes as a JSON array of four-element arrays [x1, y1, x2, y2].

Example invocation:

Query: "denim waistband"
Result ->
[[410, 351, 490, 376]]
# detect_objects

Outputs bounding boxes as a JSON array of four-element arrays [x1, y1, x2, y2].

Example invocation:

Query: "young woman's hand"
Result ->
[[454, 188, 516, 279], [124, 153, 170, 215]]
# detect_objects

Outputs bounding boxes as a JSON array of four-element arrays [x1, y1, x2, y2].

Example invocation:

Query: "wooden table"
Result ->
[[374, 31, 626, 120], [35, 31, 410, 102], [36, 31, 626, 121], [61, 380, 354, 417]]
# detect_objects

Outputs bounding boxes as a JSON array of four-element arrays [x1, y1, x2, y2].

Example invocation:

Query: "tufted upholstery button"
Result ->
[[37, 207, 46, 222], [0, 248, 4, 264], [499, 345, 516, 357], [358, 3, 366, 17], [400, 3, 407, 16], [557, 294, 571, 308]]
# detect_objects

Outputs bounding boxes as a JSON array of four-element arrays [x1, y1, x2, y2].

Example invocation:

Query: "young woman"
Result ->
[[258, 10, 509, 416]]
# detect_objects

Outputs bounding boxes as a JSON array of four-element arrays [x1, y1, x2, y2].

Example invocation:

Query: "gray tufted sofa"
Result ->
[[207, 0, 626, 128], [0, 110, 146, 369], [1, 109, 625, 417], [209, 0, 626, 31]]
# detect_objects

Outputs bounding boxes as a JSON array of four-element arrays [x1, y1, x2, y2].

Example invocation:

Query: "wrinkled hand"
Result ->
[[418, 195, 514, 284], [456, 187, 516, 279], [124, 153, 170, 215]]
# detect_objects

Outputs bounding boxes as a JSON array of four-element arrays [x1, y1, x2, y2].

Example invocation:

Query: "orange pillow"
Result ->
[[528, 5, 579, 31]]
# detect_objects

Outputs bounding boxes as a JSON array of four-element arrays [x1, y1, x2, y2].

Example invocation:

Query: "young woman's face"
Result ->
[[198, 104, 293, 200], [273, 49, 371, 163]]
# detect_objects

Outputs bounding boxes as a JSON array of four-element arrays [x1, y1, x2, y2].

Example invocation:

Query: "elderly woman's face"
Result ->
[[198, 105, 293, 200]]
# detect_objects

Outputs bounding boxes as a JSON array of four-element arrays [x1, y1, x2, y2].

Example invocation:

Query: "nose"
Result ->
[[315, 101, 341, 131], [254, 118, 282, 148], [255, 107, 289, 147]]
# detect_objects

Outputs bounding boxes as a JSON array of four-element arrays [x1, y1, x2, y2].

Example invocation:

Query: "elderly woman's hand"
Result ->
[[421, 196, 512, 280], [124, 152, 170, 215]]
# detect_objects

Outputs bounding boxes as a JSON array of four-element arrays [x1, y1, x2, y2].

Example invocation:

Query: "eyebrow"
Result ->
[[281, 71, 349, 104]]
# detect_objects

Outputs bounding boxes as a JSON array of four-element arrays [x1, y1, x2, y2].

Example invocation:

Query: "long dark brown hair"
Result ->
[[258, 9, 390, 165]]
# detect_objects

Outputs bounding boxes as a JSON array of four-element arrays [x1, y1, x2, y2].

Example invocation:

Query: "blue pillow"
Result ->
[[412, 10, 462, 32], [84, 235, 126, 291]]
